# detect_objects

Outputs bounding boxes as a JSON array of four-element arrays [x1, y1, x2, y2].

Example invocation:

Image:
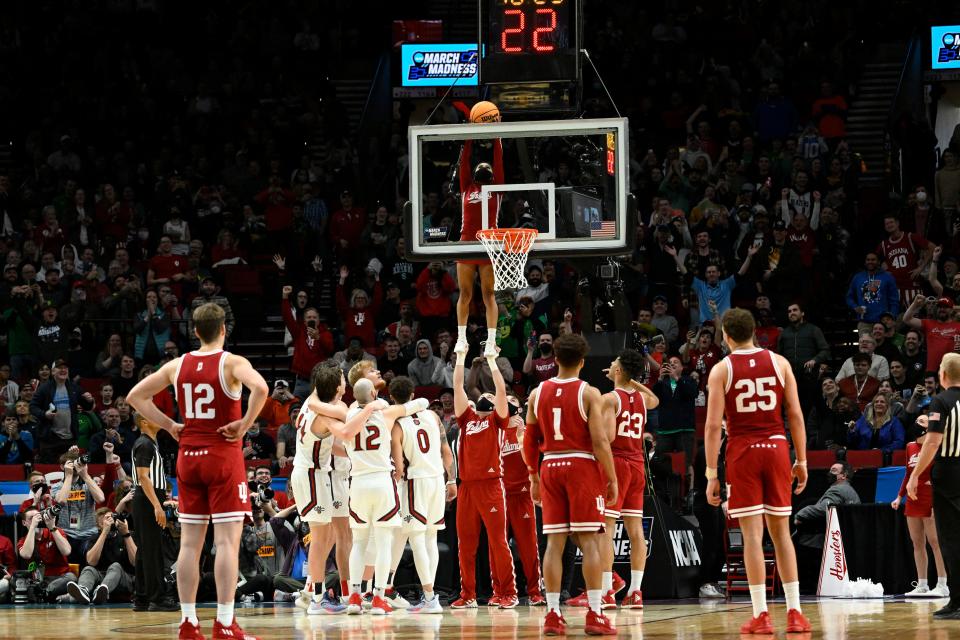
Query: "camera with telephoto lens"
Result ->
[[248, 481, 274, 506], [634, 332, 665, 353], [110, 511, 128, 531], [40, 503, 61, 525]]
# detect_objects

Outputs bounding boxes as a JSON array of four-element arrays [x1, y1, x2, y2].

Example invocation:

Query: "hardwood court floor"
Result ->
[[0, 598, 954, 639]]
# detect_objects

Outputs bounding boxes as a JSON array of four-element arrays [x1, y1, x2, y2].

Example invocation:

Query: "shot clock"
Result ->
[[480, 0, 580, 85]]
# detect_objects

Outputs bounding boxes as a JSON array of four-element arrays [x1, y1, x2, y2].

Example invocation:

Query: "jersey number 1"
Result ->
[[551, 407, 563, 440], [181, 383, 215, 419]]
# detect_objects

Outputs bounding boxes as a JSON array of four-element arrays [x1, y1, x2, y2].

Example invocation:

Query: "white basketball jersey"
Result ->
[[345, 406, 393, 476], [293, 402, 334, 470], [332, 440, 351, 473], [398, 411, 445, 479]]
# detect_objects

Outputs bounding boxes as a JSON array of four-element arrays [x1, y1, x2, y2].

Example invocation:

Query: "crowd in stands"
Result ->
[[0, 0, 959, 603]]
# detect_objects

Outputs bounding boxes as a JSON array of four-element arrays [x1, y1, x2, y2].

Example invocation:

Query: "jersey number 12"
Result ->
[[181, 383, 215, 419]]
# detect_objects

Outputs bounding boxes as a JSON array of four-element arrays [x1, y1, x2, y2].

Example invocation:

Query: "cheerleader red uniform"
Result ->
[[898, 440, 933, 517]]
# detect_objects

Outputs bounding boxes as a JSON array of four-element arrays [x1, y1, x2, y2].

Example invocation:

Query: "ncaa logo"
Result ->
[[940, 33, 960, 63]]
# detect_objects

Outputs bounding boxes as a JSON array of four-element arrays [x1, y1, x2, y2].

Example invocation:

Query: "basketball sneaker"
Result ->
[[487, 595, 503, 607], [346, 592, 364, 615], [739, 611, 775, 634], [308, 589, 347, 615], [450, 597, 478, 609], [362, 591, 374, 609], [905, 582, 931, 597], [272, 590, 296, 603], [931, 583, 951, 598], [600, 592, 617, 610], [584, 609, 617, 636], [369, 594, 393, 615], [786, 609, 812, 633], [528, 594, 546, 606], [499, 596, 519, 609], [611, 572, 626, 596], [294, 589, 311, 609], [178, 621, 205, 640], [564, 591, 588, 607], [621, 590, 643, 609], [212, 620, 259, 639], [543, 610, 567, 636], [384, 588, 410, 609], [410, 594, 443, 614]]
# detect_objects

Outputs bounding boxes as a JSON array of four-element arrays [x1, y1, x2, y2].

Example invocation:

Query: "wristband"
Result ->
[[122, 533, 131, 538], [705, 467, 718, 480], [446, 480, 456, 486], [794, 460, 807, 466]]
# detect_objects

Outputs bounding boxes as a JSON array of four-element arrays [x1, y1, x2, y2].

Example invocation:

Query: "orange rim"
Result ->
[[476, 228, 538, 254]]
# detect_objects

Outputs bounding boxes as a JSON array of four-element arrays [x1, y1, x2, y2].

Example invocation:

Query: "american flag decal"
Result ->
[[590, 221, 616, 238]]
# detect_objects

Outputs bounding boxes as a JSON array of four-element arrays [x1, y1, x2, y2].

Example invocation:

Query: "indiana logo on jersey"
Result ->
[[464, 419, 490, 435]]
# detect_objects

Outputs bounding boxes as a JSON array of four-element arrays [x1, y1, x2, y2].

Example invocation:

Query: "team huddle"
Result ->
[[126, 301, 815, 639]]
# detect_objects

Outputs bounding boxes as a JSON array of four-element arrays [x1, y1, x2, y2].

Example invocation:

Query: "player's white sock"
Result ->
[[938, 576, 947, 588], [180, 603, 198, 626], [631, 570, 644, 592], [601, 572, 613, 593], [783, 581, 801, 612], [216, 602, 234, 627], [351, 583, 362, 595], [409, 531, 433, 588], [587, 590, 603, 614], [918, 578, 929, 588], [748, 584, 768, 618], [458, 325, 467, 341], [546, 592, 561, 613], [424, 588, 435, 602]]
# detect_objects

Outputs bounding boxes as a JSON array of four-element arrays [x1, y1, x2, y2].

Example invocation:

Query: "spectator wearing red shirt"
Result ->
[[17, 507, 76, 601], [329, 190, 366, 262], [336, 265, 382, 350], [255, 174, 296, 233], [787, 209, 818, 270], [523, 332, 558, 383], [94, 184, 131, 242], [210, 228, 246, 266], [811, 81, 849, 143], [415, 261, 456, 339], [146, 235, 188, 298], [34, 206, 68, 256], [0, 531, 14, 589], [753, 295, 782, 352], [903, 295, 960, 373], [281, 286, 335, 400], [258, 380, 299, 435], [679, 328, 722, 393]]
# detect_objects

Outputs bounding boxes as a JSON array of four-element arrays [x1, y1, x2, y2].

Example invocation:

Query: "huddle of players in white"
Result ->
[[290, 361, 454, 615]]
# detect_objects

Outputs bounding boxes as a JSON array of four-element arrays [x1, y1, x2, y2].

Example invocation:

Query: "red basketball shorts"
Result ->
[[726, 435, 792, 519], [604, 456, 645, 519], [176, 444, 251, 524], [540, 453, 605, 535], [905, 484, 933, 518]]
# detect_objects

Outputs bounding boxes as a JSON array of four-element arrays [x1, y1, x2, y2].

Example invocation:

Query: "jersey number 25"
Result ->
[[734, 377, 777, 413]]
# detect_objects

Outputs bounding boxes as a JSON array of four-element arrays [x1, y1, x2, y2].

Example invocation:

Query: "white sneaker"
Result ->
[[410, 595, 443, 614], [295, 590, 312, 609], [931, 583, 951, 598], [273, 589, 296, 602], [385, 589, 410, 609], [454, 337, 468, 354], [905, 582, 931, 597], [699, 583, 724, 598]]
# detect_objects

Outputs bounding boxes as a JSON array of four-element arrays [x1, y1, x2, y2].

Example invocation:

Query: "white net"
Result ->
[[476, 228, 538, 292]]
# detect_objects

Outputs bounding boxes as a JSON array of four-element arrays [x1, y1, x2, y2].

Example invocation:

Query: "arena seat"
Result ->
[[890, 449, 906, 467], [725, 520, 779, 597], [78, 377, 108, 396], [846, 450, 883, 469], [806, 450, 837, 469], [414, 386, 442, 401], [0, 466, 23, 481]]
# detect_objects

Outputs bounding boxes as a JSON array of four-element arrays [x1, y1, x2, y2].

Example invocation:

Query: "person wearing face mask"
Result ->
[[792, 462, 860, 592], [522, 332, 557, 383]]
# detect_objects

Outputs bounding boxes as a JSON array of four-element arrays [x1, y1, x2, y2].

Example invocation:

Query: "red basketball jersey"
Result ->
[[721, 348, 786, 442], [535, 378, 592, 454], [459, 139, 504, 241], [174, 350, 242, 448], [456, 406, 507, 482], [500, 423, 529, 494], [610, 388, 646, 461], [877, 232, 928, 289]]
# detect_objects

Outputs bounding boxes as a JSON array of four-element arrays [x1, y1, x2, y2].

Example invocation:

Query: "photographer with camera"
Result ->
[[17, 506, 75, 602], [522, 331, 557, 383], [250, 465, 288, 512], [236, 502, 281, 602], [65, 508, 136, 605], [55, 451, 105, 561]]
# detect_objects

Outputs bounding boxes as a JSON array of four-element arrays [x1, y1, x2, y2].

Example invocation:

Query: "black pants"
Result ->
[[133, 488, 166, 604], [933, 461, 960, 607]]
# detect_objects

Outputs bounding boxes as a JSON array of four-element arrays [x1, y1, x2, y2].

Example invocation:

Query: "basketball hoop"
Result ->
[[476, 228, 538, 292]]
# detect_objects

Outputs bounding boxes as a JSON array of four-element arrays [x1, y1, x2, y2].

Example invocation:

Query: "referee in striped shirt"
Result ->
[[908, 352, 960, 619], [130, 413, 176, 611]]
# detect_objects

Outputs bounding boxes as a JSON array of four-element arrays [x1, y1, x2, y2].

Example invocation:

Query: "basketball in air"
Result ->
[[470, 101, 501, 123]]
